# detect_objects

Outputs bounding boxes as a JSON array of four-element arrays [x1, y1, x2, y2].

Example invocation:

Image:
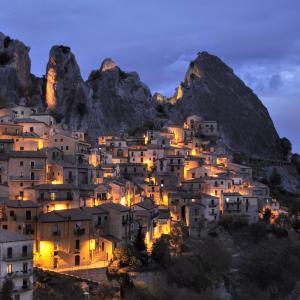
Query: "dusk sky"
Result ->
[[1, 0, 299, 152]]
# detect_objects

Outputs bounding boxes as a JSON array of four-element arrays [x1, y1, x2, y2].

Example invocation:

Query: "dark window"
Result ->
[[29, 127, 34, 132], [20, 161, 24, 166], [26, 211, 31, 220], [7, 247, 12, 258], [22, 245, 28, 257], [75, 240, 80, 250], [23, 262, 28, 273]]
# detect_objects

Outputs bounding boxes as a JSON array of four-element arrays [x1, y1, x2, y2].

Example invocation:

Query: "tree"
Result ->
[[1, 278, 13, 300], [263, 208, 272, 223], [269, 168, 281, 188], [169, 221, 186, 255], [151, 235, 170, 267], [133, 225, 147, 265], [278, 137, 292, 160], [134, 225, 146, 253]]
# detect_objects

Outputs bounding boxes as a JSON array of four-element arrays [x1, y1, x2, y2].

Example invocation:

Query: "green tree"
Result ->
[[151, 235, 170, 267], [1, 278, 13, 300]]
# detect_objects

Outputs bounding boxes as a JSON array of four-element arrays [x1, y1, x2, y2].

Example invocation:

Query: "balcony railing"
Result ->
[[31, 163, 44, 170], [208, 203, 217, 208], [6, 269, 33, 278], [38, 196, 73, 201], [10, 175, 40, 181], [3, 253, 33, 262]]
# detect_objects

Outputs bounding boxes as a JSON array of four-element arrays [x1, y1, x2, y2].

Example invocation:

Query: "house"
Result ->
[[35, 209, 92, 270], [7, 151, 47, 200], [0, 230, 33, 300], [25, 184, 80, 213], [0, 199, 40, 237], [132, 198, 159, 247]]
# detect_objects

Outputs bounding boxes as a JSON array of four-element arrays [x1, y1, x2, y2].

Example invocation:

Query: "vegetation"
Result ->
[[277, 137, 292, 160], [1, 278, 13, 300], [291, 153, 300, 176], [151, 235, 171, 267], [3, 36, 12, 48]]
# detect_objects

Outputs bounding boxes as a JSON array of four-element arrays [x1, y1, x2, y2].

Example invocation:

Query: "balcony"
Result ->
[[31, 163, 44, 170], [6, 269, 33, 278], [208, 203, 217, 208], [10, 175, 40, 181], [3, 253, 33, 262], [38, 196, 73, 202], [74, 228, 85, 236]]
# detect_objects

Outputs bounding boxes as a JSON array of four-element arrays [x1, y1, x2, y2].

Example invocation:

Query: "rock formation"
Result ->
[[0, 32, 282, 158], [0, 32, 42, 107], [165, 52, 280, 158]]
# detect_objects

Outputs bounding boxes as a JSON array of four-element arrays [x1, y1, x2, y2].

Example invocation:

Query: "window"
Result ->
[[22, 278, 28, 289], [29, 127, 34, 132], [22, 245, 28, 257], [75, 240, 80, 250], [50, 192, 56, 201], [23, 262, 28, 273], [7, 247, 12, 259], [55, 139, 57, 142], [30, 172, 35, 180], [30, 161, 35, 168], [97, 216, 102, 226], [20, 146, 24, 151], [20, 161, 24, 166], [9, 211, 14, 217], [26, 210, 31, 220], [6, 263, 13, 274], [66, 146, 69, 150], [20, 182, 23, 187], [53, 224, 59, 233]]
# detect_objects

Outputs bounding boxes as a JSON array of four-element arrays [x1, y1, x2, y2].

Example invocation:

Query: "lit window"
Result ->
[[6, 263, 13, 274]]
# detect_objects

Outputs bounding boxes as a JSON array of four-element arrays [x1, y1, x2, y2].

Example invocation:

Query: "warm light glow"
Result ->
[[120, 196, 127, 206], [46, 68, 57, 110], [54, 204, 68, 211], [90, 239, 96, 250], [51, 180, 63, 185], [38, 141, 44, 150]]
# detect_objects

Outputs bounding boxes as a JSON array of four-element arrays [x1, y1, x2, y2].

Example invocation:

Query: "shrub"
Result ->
[[3, 36, 12, 48], [151, 235, 170, 267]]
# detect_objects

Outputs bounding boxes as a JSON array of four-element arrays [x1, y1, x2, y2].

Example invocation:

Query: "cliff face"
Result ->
[[166, 52, 280, 158], [0, 32, 282, 158], [45, 48, 155, 137], [0, 32, 42, 107]]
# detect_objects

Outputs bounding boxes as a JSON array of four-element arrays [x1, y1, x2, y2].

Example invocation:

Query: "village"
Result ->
[[0, 104, 283, 300]]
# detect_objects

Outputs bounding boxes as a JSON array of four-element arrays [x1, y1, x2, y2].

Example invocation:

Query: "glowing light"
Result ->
[[89, 239, 96, 250], [54, 204, 68, 211], [51, 180, 62, 185], [38, 141, 44, 150], [120, 196, 127, 206]]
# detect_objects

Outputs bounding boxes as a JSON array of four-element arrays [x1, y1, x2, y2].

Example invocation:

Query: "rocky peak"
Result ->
[[46, 45, 84, 112], [100, 58, 117, 72], [168, 51, 280, 158], [0, 32, 41, 106]]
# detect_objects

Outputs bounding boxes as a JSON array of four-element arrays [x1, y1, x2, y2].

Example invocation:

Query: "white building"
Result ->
[[0, 230, 33, 300]]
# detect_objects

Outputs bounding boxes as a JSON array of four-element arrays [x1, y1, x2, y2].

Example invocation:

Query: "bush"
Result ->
[[151, 235, 170, 267]]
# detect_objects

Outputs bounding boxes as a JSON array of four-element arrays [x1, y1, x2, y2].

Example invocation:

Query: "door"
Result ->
[[75, 255, 80, 266]]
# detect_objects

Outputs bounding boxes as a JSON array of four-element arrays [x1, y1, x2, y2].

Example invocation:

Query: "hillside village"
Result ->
[[0, 104, 286, 299]]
